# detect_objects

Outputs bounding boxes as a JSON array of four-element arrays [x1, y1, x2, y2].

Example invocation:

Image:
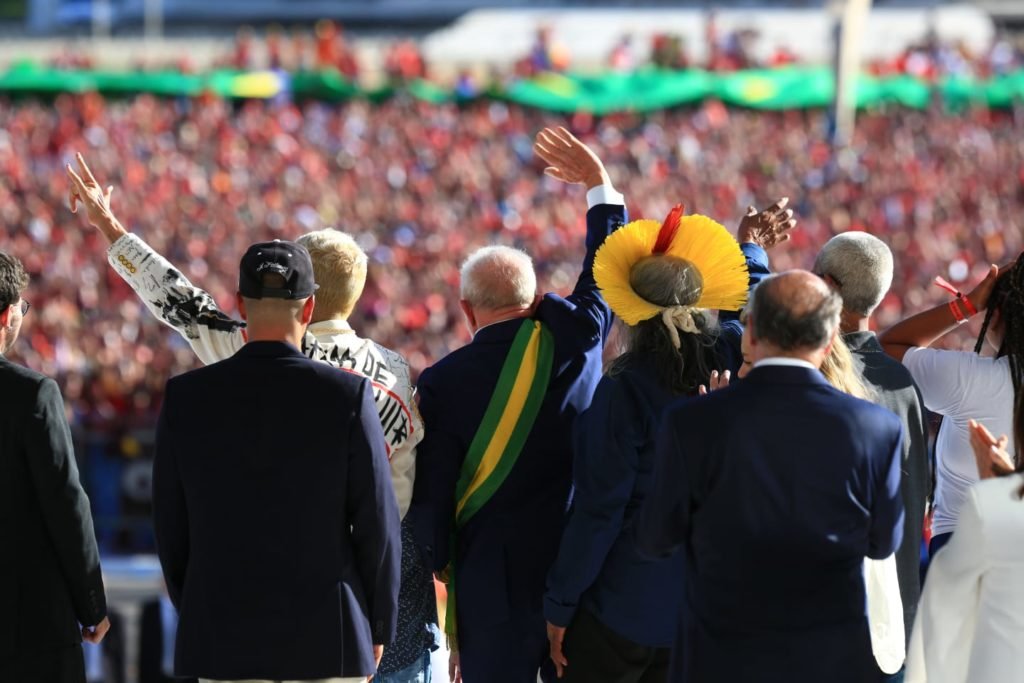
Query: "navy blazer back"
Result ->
[[411, 202, 625, 625], [152, 341, 400, 681], [640, 364, 905, 683]]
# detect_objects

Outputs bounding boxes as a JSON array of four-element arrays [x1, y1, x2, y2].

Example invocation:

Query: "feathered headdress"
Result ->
[[594, 205, 749, 328]]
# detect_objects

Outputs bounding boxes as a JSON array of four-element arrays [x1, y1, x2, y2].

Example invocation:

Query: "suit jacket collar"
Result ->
[[843, 330, 883, 355], [743, 364, 831, 387], [472, 317, 529, 345], [234, 340, 307, 359]]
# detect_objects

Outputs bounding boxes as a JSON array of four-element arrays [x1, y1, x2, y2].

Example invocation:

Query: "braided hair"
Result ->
[[974, 256, 1024, 487]]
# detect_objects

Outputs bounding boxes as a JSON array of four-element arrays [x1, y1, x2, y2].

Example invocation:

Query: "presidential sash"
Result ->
[[444, 318, 555, 648]]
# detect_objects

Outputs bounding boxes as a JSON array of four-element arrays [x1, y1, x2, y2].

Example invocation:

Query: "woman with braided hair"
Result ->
[[879, 255, 1020, 556], [542, 200, 793, 682]]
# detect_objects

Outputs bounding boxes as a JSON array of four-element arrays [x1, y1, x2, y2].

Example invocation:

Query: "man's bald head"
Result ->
[[748, 270, 842, 353]]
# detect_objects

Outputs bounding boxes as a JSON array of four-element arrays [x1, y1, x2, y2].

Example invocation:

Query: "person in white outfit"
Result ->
[[880, 254, 1022, 556], [906, 419, 1024, 683]]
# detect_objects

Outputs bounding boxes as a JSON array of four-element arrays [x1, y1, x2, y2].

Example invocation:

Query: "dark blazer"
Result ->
[[410, 202, 625, 633], [0, 356, 107, 681], [639, 364, 905, 683], [845, 330, 930, 643], [543, 245, 770, 648], [152, 341, 401, 681], [139, 598, 196, 683]]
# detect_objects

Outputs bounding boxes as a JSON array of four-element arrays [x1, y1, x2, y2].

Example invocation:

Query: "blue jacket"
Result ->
[[639, 364, 904, 683], [543, 244, 769, 648], [410, 200, 625, 630], [152, 341, 401, 680]]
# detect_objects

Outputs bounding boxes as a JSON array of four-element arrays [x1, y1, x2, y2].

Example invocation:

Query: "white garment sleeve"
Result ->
[[585, 184, 625, 208], [905, 487, 988, 683], [902, 347, 975, 417], [381, 352, 424, 520], [107, 233, 245, 366]]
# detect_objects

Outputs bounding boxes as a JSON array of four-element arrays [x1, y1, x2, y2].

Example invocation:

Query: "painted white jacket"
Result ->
[[107, 233, 423, 519]]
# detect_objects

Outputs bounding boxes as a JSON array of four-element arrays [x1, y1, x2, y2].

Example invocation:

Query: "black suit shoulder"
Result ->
[[0, 357, 50, 406]]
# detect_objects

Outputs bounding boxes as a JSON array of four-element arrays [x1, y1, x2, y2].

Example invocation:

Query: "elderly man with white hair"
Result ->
[[407, 127, 627, 683], [815, 232, 930, 682]]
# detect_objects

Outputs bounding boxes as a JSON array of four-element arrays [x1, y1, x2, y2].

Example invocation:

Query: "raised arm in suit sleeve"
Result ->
[[24, 378, 107, 627], [905, 486, 988, 683], [868, 424, 906, 560], [107, 233, 245, 365], [408, 367, 461, 573], [636, 406, 693, 558], [716, 243, 771, 372], [557, 185, 627, 340], [152, 381, 188, 609], [545, 377, 638, 627], [346, 378, 401, 645]]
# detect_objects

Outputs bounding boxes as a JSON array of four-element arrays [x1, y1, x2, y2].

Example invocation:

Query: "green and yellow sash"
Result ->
[[444, 319, 554, 649]]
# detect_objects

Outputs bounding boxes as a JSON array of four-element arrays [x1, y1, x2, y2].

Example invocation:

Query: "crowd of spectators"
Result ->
[[1, 92, 1021, 544]]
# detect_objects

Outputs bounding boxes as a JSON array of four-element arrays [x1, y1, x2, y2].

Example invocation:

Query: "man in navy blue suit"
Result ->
[[152, 240, 401, 683], [408, 127, 625, 683], [639, 270, 904, 683]]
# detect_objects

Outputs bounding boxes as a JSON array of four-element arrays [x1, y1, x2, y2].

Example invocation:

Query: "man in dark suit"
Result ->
[[152, 240, 401, 682], [0, 251, 110, 683], [639, 270, 905, 683], [815, 232, 930, 675], [409, 127, 625, 683]]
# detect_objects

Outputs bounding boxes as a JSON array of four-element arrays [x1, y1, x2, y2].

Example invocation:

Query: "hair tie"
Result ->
[[661, 305, 701, 349]]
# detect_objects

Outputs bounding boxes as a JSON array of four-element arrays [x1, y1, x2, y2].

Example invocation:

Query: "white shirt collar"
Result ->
[[753, 357, 819, 371]]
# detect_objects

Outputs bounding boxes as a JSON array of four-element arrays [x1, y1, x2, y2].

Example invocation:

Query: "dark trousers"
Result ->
[[458, 608, 555, 683], [928, 532, 953, 558], [1, 644, 86, 683], [561, 608, 670, 683]]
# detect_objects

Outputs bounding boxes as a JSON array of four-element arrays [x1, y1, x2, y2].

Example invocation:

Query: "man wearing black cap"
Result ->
[[151, 240, 401, 683]]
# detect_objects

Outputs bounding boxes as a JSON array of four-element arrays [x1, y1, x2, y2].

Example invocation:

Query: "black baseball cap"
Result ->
[[238, 240, 318, 300]]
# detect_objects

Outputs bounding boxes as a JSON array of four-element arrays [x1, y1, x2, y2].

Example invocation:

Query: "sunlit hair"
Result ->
[[460, 246, 537, 310], [295, 229, 368, 320], [813, 232, 894, 317], [820, 335, 873, 402]]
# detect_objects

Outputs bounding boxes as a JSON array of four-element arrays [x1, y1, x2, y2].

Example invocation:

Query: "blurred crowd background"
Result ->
[[2, 16, 1023, 553], [4, 92, 1021, 551]]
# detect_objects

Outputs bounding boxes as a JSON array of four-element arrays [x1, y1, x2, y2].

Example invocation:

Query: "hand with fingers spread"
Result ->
[[534, 126, 610, 189], [969, 419, 1015, 480], [737, 197, 796, 250], [66, 153, 127, 243], [699, 369, 731, 395]]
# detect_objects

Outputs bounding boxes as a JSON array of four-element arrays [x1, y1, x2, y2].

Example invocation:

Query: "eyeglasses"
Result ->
[[19, 300, 30, 316]]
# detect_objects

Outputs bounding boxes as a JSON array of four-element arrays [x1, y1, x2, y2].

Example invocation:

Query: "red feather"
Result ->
[[652, 204, 684, 254]]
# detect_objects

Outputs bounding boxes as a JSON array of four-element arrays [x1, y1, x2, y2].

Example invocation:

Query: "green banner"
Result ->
[[2, 62, 1024, 112]]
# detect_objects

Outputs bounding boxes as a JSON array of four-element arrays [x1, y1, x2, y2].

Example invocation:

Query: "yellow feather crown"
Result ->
[[594, 210, 749, 326]]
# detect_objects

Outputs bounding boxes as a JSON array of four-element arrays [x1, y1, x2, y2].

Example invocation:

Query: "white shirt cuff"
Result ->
[[586, 184, 625, 209]]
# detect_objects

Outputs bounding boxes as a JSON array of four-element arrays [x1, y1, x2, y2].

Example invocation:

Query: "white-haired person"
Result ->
[[407, 127, 628, 683], [905, 419, 1024, 683], [879, 253, 1023, 557], [66, 156, 436, 683], [814, 232, 931, 679]]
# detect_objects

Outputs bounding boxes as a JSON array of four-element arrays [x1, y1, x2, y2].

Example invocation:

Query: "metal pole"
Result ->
[[832, 0, 873, 148], [92, 0, 111, 41], [144, 0, 163, 41]]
